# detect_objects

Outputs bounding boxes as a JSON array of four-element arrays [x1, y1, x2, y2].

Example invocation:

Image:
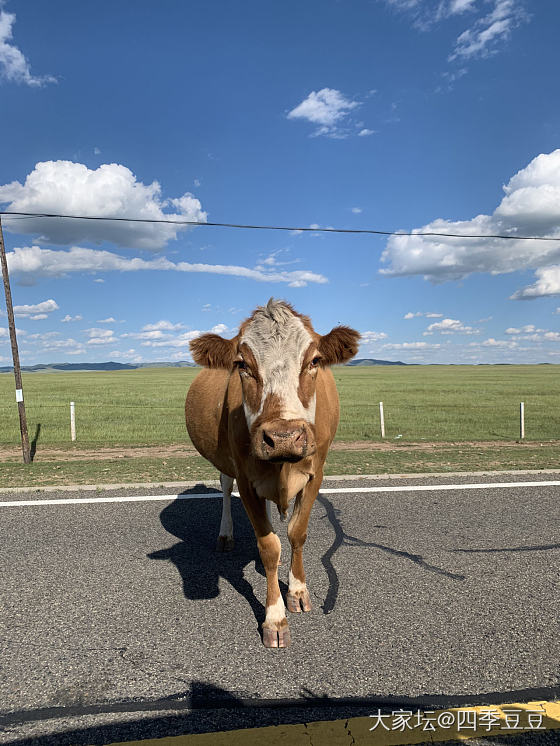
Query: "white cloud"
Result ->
[[6, 245, 328, 287], [382, 341, 442, 350], [97, 317, 116, 323], [511, 266, 560, 299], [287, 88, 360, 138], [357, 128, 375, 136], [0, 8, 56, 87], [360, 331, 388, 344], [505, 324, 543, 334], [84, 328, 114, 339], [141, 320, 185, 332], [61, 314, 83, 323], [384, 1, 526, 67], [0, 161, 207, 249], [404, 311, 443, 319], [13, 298, 59, 317], [381, 150, 560, 296], [425, 318, 478, 334], [480, 338, 518, 348], [351, 207, 362, 214], [449, 1, 526, 61]]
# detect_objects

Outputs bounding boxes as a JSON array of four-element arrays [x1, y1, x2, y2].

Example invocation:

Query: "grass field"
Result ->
[[1, 365, 558, 487], [0, 364, 558, 447]]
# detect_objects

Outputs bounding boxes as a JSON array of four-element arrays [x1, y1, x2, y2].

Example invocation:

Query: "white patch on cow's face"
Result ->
[[240, 303, 316, 428]]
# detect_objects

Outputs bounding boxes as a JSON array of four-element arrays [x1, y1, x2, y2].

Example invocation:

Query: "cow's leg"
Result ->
[[216, 473, 234, 552], [238, 478, 289, 648], [286, 470, 322, 614]]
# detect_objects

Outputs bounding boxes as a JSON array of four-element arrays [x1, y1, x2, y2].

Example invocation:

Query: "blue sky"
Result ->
[[1, 0, 560, 365]]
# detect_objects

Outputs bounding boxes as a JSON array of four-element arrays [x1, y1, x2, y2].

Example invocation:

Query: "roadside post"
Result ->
[[70, 401, 76, 442]]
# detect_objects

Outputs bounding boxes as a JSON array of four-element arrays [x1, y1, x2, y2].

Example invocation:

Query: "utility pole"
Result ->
[[0, 216, 31, 463]]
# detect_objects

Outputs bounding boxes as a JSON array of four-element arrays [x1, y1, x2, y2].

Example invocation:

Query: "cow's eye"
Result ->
[[310, 357, 321, 368], [235, 360, 248, 372]]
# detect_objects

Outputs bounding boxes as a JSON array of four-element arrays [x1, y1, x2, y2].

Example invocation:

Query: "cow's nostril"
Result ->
[[262, 431, 275, 449]]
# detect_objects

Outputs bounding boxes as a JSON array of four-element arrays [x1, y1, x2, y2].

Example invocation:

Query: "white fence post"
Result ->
[[520, 401, 525, 440], [379, 401, 385, 439], [70, 401, 76, 442]]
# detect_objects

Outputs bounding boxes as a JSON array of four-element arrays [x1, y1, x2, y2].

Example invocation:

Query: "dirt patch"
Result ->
[[1, 439, 557, 463]]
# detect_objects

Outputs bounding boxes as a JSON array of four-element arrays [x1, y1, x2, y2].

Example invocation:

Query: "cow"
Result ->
[[185, 299, 360, 648]]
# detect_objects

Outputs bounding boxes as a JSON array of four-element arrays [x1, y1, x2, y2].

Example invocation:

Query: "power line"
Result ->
[[0, 210, 559, 241]]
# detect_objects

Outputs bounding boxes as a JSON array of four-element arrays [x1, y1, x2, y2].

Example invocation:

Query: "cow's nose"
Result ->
[[260, 424, 307, 460]]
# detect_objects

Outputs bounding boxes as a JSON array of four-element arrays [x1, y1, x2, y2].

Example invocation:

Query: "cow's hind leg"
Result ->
[[286, 472, 321, 613], [216, 473, 235, 552]]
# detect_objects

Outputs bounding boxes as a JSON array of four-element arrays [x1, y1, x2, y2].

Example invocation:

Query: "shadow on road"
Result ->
[[147, 486, 271, 632], [3, 679, 560, 746]]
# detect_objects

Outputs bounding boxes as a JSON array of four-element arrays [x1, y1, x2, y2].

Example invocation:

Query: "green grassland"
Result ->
[[0, 364, 558, 448]]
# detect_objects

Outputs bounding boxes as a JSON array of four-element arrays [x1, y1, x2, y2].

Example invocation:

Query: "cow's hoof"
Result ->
[[262, 621, 291, 648], [287, 589, 312, 613], [216, 535, 234, 552]]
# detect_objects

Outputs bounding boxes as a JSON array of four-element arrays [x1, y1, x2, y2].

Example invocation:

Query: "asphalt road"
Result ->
[[0, 473, 559, 745]]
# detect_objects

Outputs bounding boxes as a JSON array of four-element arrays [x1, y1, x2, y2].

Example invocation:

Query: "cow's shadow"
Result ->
[[148, 486, 275, 628]]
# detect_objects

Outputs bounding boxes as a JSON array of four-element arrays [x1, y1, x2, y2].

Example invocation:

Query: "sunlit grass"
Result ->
[[0, 364, 558, 447]]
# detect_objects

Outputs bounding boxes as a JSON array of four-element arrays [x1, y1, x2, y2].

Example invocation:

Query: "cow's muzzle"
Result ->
[[254, 419, 316, 462]]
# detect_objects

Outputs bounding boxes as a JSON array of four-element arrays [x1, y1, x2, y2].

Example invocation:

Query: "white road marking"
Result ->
[[0, 480, 559, 507]]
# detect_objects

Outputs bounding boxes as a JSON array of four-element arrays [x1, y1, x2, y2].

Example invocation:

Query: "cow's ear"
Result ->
[[190, 334, 237, 369], [318, 326, 360, 366]]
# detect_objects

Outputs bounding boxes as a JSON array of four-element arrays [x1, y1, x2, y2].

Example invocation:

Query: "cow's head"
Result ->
[[190, 299, 360, 463]]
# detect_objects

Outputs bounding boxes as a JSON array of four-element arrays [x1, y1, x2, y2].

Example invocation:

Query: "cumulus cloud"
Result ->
[[404, 311, 443, 319], [360, 331, 388, 344], [0, 161, 207, 249], [287, 88, 361, 138], [510, 266, 560, 299], [480, 338, 518, 348], [381, 150, 560, 297], [97, 317, 116, 323], [6, 245, 328, 288], [0, 7, 56, 87], [382, 341, 442, 350], [425, 318, 479, 334], [13, 298, 59, 317], [61, 314, 83, 323], [141, 320, 185, 332], [84, 328, 118, 346], [128, 322, 232, 352], [505, 324, 543, 334]]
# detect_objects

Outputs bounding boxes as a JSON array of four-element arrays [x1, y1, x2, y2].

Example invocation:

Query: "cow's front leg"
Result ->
[[238, 479, 290, 648], [286, 472, 321, 614], [258, 530, 290, 648]]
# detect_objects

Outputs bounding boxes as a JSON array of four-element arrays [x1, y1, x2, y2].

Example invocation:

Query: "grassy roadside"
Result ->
[[1, 443, 558, 489]]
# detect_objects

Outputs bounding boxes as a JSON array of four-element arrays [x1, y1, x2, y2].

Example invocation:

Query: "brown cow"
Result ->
[[185, 299, 359, 648]]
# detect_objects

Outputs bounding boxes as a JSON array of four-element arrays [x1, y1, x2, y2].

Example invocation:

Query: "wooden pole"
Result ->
[[0, 216, 31, 463], [379, 401, 385, 439], [520, 401, 525, 440]]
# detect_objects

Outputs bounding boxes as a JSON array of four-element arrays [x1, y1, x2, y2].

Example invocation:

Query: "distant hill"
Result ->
[[0, 361, 197, 374], [0, 358, 406, 373], [346, 358, 406, 366]]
